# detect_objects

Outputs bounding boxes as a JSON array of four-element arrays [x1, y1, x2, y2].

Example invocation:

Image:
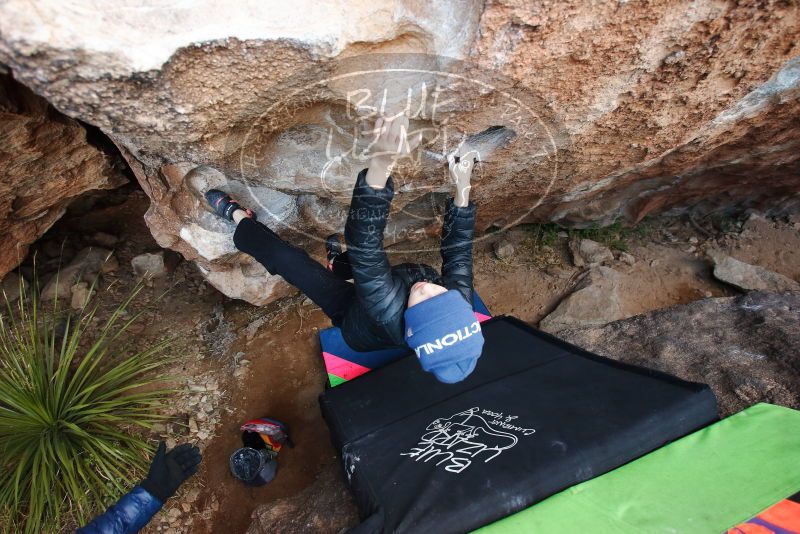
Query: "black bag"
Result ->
[[320, 316, 718, 533]]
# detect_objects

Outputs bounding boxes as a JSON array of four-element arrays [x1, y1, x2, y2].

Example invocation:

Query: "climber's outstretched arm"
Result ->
[[441, 149, 479, 304], [363, 115, 420, 189], [448, 148, 477, 208], [345, 115, 421, 322]]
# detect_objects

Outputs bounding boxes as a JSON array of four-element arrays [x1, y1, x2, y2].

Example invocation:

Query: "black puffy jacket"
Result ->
[[340, 169, 476, 351]]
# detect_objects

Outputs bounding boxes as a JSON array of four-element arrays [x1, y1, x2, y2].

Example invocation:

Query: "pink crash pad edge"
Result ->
[[323, 351, 372, 381]]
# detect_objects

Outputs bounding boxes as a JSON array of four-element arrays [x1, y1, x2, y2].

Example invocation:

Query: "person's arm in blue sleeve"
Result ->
[[76, 486, 162, 534], [76, 442, 201, 534]]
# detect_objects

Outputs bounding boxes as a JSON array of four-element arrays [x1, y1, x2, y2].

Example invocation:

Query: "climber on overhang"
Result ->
[[205, 114, 484, 384]]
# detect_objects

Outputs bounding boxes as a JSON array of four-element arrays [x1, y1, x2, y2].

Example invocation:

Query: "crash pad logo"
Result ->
[[400, 407, 535, 474], [229, 52, 563, 255]]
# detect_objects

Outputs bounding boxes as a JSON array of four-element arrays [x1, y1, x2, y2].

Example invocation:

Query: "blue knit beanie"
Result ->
[[404, 290, 484, 384]]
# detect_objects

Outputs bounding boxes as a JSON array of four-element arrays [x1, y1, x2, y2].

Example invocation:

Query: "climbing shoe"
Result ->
[[326, 233, 343, 263], [205, 189, 256, 221]]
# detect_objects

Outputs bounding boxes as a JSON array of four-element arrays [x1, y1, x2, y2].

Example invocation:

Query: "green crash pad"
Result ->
[[477, 403, 800, 534]]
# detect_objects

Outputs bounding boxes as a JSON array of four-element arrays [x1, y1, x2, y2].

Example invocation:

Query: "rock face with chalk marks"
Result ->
[[0, 0, 798, 304]]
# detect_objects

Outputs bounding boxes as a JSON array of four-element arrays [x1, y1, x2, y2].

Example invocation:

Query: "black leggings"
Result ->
[[233, 218, 355, 325]]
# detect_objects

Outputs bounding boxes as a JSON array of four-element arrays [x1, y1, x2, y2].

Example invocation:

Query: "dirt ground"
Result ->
[[21, 186, 800, 534]]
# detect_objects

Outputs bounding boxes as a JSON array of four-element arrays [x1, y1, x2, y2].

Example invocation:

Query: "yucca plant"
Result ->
[[0, 275, 173, 533]]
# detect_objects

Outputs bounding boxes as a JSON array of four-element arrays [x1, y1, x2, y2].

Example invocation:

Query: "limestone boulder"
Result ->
[[559, 291, 800, 417], [0, 71, 125, 280], [1, 0, 798, 304]]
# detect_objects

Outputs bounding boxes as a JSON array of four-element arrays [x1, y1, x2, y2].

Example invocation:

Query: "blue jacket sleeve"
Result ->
[[76, 486, 163, 534]]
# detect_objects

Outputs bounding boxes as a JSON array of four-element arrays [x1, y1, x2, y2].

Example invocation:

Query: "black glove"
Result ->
[[140, 441, 202, 503]]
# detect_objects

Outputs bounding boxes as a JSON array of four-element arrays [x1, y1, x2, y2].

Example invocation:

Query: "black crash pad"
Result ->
[[319, 316, 718, 534]]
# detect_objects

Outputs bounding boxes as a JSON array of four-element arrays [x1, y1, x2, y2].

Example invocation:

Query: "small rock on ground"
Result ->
[[570, 238, 614, 267], [88, 231, 119, 248], [709, 250, 800, 292], [539, 266, 625, 333], [70, 281, 93, 309], [1, 271, 26, 302], [41, 247, 115, 300], [131, 252, 167, 279], [493, 239, 515, 260], [618, 251, 636, 266]]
